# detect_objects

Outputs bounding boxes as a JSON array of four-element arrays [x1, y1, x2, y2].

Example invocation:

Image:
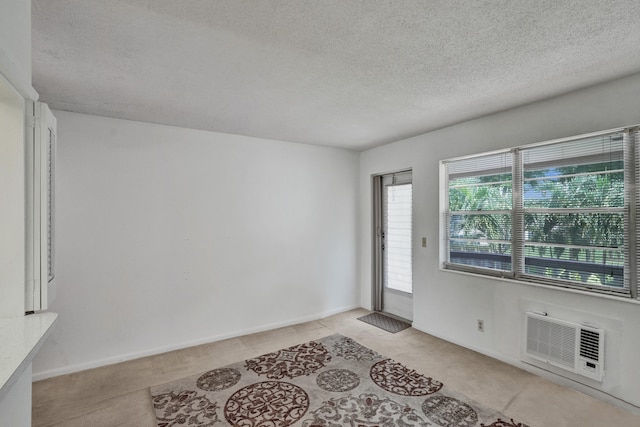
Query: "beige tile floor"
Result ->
[[32, 308, 640, 427]]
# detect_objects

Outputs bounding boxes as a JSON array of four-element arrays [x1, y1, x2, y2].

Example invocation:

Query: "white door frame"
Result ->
[[372, 169, 413, 320]]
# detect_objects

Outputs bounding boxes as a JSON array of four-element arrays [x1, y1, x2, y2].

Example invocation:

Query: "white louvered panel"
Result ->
[[522, 133, 623, 169], [384, 183, 412, 293], [579, 329, 601, 361], [576, 325, 605, 381], [445, 151, 512, 180], [526, 313, 577, 370]]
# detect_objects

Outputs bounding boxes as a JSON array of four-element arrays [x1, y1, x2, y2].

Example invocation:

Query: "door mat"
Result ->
[[357, 311, 411, 333]]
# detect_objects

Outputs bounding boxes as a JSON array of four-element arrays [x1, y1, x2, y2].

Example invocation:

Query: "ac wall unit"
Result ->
[[25, 101, 57, 312], [525, 312, 604, 382]]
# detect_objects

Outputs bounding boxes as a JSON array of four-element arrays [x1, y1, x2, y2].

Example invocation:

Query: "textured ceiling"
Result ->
[[32, 1, 640, 150]]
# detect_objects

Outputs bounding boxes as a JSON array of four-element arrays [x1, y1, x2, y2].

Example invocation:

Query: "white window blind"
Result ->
[[519, 132, 627, 294], [443, 127, 640, 299], [445, 151, 513, 277], [384, 183, 413, 293]]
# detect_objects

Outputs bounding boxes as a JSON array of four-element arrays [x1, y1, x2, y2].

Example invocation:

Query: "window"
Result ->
[[442, 128, 639, 299]]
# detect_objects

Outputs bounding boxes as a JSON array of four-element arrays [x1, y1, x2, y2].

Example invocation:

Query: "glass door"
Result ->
[[373, 170, 413, 321]]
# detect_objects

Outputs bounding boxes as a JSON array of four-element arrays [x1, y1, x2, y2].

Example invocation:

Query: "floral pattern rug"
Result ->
[[149, 334, 529, 426]]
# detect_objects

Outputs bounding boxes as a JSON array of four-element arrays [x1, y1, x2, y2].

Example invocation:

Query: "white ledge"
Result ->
[[0, 312, 57, 401]]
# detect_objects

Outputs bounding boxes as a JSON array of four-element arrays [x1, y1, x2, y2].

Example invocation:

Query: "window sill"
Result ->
[[0, 312, 57, 402], [439, 267, 640, 305]]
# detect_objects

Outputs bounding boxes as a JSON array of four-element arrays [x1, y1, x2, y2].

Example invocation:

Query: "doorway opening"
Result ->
[[372, 170, 413, 321]]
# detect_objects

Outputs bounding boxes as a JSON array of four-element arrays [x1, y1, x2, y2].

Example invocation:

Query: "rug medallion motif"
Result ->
[[197, 368, 242, 392], [245, 341, 331, 380], [316, 368, 360, 392], [224, 381, 309, 426], [422, 395, 478, 426], [370, 358, 443, 396], [332, 336, 381, 361], [480, 419, 529, 427], [152, 390, 219, 426], [302, 393, 429, 426], [150, 334, 530, 427]]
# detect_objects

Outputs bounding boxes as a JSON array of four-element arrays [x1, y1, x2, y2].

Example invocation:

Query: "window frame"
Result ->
[[441, 126, 639, 299]]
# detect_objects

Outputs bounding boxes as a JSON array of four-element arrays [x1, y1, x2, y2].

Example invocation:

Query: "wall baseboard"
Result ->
[[32, 304, 360, 382]]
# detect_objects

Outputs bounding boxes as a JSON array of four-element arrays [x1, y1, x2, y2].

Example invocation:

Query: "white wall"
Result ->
[[33, 111, 360, 378], [0, 0, 33, 318], [0, 2, 38, 423], [359, 72, 640, 408], [0, 0, 35, 98], [0, 74, 26, 317]]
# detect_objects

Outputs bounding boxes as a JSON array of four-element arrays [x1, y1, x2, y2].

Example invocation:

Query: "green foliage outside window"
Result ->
[[449, 161, 625, 288]]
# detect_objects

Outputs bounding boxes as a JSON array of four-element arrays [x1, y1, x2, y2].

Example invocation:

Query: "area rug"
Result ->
[[149, 334, 529, 426], [357, 312, 411, 333]]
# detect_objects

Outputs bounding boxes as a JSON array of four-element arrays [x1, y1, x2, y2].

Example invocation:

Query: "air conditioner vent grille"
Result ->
[[525, 312, 605, 382], [579, 329, 601, 361], [526, 315, 576, 369]]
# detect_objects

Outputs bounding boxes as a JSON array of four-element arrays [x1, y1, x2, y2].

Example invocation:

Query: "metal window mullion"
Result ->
[[512, 149, 524, 276], [445, 211, 451, 264], [444, 163, 451, 265], [630, 129, 640, 299]]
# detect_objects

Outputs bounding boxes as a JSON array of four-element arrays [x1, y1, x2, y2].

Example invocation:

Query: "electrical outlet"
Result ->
[[477, 319, 484, 332], [422, 237, 427, 247]]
